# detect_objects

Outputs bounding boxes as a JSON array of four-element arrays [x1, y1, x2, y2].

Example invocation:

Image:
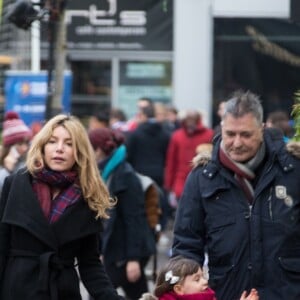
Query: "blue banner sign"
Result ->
[[4, 70, 72, 126]]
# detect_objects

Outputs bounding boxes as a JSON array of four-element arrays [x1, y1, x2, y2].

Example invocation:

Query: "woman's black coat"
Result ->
[[0, 169, 122, 300]]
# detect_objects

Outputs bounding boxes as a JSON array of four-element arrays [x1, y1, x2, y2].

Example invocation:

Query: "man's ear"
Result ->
[[173, 284, 184, 295]]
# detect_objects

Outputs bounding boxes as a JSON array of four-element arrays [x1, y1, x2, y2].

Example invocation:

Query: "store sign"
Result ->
[[65, 0, 173, 51], [118, 61, 172, 118], [126, 63, 166, 78], [4, 71, 72, 126]]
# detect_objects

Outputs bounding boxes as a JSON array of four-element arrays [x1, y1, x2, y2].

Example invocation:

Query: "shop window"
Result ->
[[70, 60, 111, 116], [71, 60, 111, 96], [118, 60, 172, 118], [213, 18, 300, 126]]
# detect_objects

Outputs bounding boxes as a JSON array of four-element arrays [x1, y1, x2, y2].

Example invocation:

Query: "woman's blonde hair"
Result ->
[[26, 114, 114, 219]]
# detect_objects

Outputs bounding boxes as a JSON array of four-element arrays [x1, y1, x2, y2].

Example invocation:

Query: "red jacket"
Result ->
[[159, 289, 216, 300], [164, 124, 213, 198]]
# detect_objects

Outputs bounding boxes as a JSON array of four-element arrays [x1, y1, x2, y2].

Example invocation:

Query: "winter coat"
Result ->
[[164, 124, 213, 198], [0, 169, 122, 300], [126, 121, 170, 187], [173, 129, 300, 300], [101, 161, 156, 266]]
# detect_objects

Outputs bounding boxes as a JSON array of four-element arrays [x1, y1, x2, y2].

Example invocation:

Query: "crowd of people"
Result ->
[[0, 90, 298, 300]]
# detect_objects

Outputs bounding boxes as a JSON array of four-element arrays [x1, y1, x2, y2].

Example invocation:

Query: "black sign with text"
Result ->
[[64, 0, 173, 51]]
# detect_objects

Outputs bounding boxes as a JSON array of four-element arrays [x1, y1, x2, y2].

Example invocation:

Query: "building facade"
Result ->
[[1, 0, 298, 126]]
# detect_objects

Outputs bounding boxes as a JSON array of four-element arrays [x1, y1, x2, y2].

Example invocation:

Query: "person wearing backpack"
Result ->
[[88, 128, 156, 300]]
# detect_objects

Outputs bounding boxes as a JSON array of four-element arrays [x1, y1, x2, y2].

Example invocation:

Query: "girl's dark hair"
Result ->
[[154, 256, 200, 297]]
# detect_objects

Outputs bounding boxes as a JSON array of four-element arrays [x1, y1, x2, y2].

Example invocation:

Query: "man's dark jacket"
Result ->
[[173, 130, 300, 300]]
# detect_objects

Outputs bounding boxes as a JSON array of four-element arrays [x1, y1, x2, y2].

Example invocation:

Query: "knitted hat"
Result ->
[[2, 111, 32, 146]]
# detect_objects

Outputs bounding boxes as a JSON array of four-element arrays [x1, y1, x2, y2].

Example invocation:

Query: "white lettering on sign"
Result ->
[[120, 11, 146, 26], [65, 0, 147, 27], [30, 82, 47, 96], [13, 104, 45, 113]]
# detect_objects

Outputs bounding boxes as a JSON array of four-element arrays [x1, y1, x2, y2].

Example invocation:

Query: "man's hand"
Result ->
[[240, 288, 259, 300], [286, 141, 300, 158]]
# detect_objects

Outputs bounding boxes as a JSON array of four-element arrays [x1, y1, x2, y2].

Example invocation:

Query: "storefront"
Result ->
[[175, 0, 293, 126], [213, 9, 300, 125], [1, 0, 296, 126], [45, 0, 173, 118]]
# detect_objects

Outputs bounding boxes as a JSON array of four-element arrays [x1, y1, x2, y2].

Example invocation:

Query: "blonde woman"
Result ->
[[0, 114, 123, 300]]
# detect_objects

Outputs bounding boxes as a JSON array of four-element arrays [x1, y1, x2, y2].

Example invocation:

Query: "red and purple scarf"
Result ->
[[32, 168, 82, 223]]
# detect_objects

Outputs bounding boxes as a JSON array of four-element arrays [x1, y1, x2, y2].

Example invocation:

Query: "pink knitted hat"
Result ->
[[2, 111, 32, 146]]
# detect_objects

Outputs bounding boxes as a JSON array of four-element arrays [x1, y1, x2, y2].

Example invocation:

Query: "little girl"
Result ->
[[140, 256, 259, 300]]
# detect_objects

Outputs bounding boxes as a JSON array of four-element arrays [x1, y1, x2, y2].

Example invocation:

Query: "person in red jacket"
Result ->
[[164, 110, 214, 207]]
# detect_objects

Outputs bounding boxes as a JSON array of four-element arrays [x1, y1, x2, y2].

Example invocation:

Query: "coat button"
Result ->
[[244, 212, 250, 219], [248, 263, 252, 270]]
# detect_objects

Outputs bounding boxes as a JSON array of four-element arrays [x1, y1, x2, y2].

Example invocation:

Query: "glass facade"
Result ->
[[213, 17, 300, 126], [118, 60, 172, 118], [69, 60, 111, 116]]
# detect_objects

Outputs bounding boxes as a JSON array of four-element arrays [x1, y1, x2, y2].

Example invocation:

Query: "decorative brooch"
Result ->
[[165, 270, 180, 284]]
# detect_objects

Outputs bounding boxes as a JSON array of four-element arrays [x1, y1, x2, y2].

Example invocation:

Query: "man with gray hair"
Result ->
[[172, 90, 300, 300]]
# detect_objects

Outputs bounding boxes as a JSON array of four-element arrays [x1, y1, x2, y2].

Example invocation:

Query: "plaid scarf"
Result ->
[[219, 142, 265, 205], [32, 168, 82, 223]]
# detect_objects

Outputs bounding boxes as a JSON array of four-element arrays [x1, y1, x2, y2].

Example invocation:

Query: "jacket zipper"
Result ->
[[268, 187, 273, 221], [249, 204, 253, 218]]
